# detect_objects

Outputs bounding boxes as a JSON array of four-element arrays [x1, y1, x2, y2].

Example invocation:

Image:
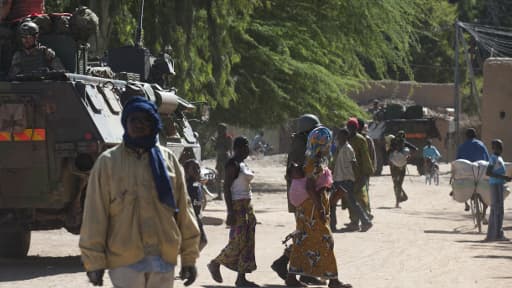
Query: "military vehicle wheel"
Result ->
[[0, 227, 31, 258]]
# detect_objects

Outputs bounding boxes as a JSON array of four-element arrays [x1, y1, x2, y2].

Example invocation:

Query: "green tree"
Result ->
[[44, 0, 462, 127], [409, 1, 456, 83], [214, 0, 436, 127]]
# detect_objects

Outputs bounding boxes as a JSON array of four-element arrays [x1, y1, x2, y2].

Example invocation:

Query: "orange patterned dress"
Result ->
[[289, 168, 338, 279]]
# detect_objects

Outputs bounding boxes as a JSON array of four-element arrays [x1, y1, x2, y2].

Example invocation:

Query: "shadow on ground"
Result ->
[[474, 255, 512, 260], [424, 229, 481, 235], [251, 182, 285, 193], [0, 255, 82, 282], [202, 285, 299, 288], [398, 208, 488, 223], [202, 216, 224, 226]]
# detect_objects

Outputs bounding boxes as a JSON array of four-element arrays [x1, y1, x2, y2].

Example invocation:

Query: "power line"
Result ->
[[459, 21, 512, 57]]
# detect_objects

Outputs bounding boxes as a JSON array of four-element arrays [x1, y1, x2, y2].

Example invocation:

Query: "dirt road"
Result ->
[[1, 155, 511, 288]]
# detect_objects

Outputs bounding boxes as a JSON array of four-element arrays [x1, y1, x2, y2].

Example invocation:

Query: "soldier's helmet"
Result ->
[[19, 21, 39, 36], [297, 114, 321, 133]]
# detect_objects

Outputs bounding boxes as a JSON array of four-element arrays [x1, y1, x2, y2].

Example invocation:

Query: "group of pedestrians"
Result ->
[[267, 115, 379, 288], [330, 127, 371, 231], [207, 114, 357, 288], [77, 97, 511, 288], [341, 118, 375, 230]]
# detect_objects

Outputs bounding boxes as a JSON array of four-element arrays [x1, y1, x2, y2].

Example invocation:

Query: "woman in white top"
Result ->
[[208, 136, 259, 287]]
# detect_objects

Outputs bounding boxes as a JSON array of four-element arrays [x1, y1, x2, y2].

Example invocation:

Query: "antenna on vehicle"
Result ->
[[135, 0, 144, 48]]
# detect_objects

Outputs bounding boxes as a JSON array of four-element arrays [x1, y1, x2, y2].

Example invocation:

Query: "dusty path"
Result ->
[[1, 155, 512, 288]]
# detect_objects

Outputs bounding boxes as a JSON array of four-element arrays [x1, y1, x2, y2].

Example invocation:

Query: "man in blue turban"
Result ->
[[80, 96, 200, 287]]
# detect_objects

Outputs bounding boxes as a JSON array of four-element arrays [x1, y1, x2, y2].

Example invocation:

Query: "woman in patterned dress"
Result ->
[[286, 126, 352, 288], [207, 136, 259, 287]]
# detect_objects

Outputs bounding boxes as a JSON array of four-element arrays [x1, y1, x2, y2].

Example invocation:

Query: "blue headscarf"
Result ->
[[121, 96, 177, 211], [304, 126, 332, 177]]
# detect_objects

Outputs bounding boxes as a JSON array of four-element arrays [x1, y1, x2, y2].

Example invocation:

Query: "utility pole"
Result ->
[[135, 0, 145, 48], [454, 21, 460, 148]]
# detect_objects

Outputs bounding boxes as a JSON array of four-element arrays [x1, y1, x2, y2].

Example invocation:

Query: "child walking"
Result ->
[[183, 159, 208, 250], [485, 139, 512, 242]]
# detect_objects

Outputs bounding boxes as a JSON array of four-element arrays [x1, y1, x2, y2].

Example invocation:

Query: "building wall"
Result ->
[[349, 80, 455, 107], [482, 58, 512, 160]]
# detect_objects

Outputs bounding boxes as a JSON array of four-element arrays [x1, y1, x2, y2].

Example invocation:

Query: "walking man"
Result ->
[[345, 118, 374, 231], [214, 123, 232, 200], [331, 128, 372, 232], [80, 96, 200, 288], [388, 131, 417, 208], [484, 139, 511, 242]]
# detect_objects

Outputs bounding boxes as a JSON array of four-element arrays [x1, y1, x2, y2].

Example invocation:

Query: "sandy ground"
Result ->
[[1, 154, 512, 288]]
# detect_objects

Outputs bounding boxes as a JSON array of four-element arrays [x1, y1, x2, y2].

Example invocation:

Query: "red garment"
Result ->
[[346, 117, 359, 129], [7, 0, 44, 22]]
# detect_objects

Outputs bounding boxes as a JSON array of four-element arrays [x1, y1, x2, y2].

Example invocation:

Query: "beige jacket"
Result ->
[[79, 143, 200, 271]]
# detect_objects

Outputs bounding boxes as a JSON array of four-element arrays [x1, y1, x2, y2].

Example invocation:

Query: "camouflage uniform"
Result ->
[[8, 43, 64, 78]]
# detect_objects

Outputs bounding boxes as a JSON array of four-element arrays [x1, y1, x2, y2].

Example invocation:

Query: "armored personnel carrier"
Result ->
[[0, 5, 209, 257]]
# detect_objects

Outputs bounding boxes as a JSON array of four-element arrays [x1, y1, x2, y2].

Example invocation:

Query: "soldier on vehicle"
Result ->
[[368, 99, 384, 122], [367, 99, 380, 114], [8, 20, 65, 79]]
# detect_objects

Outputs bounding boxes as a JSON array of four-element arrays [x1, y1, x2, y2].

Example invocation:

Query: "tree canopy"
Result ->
[[44, 0, 477, 127]]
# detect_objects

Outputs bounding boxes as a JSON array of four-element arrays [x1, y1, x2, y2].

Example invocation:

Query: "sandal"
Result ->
[[207, 261, 223, 283]]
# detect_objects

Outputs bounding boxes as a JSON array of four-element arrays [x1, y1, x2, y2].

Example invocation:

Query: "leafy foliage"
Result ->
[[216, 0, 437, 127], [43, 0, 466, 127], [410, 1, 457, 83]]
